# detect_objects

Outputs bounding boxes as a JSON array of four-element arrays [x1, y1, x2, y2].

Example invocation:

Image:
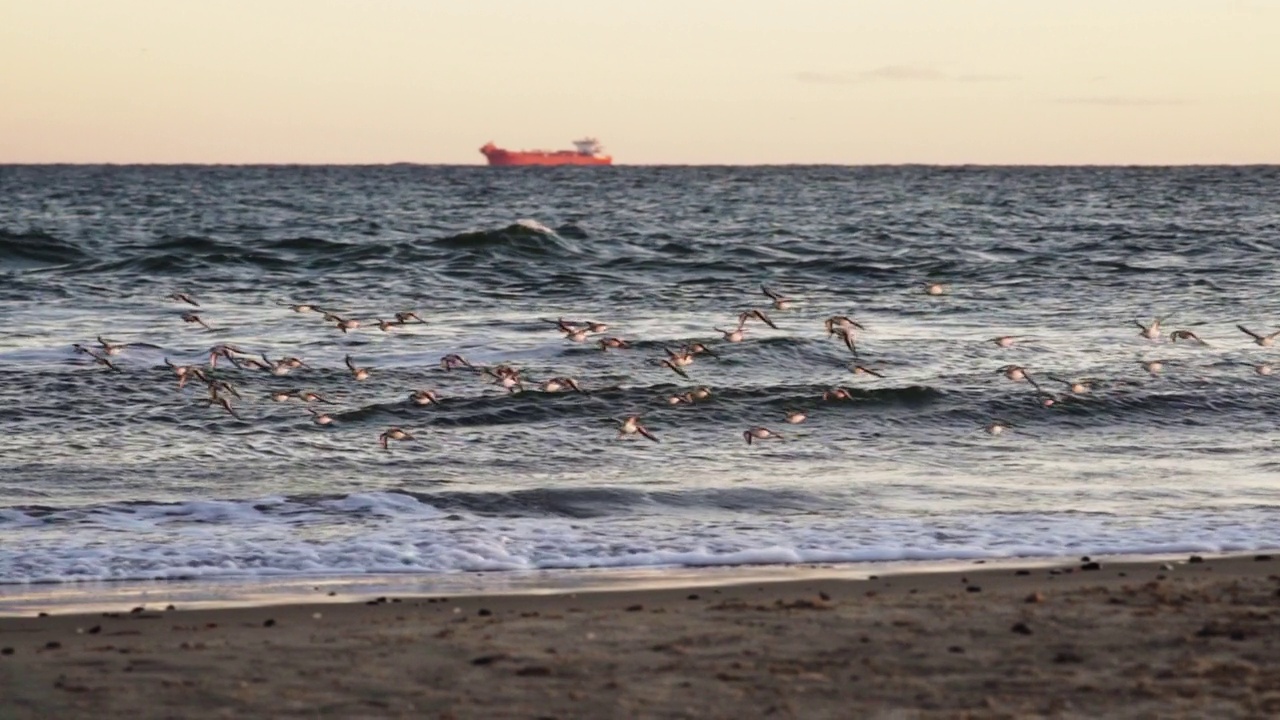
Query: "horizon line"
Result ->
[[3, 161, 1279, 168]]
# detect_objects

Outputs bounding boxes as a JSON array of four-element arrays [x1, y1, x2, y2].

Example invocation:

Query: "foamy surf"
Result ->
[[1, 492, 1276, 583]]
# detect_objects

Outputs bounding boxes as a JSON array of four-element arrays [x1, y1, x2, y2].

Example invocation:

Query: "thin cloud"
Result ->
[[1053, 96, 1193, 107], [862, 65, 947, 81], [796, 66, 1019, 85], [794, 71, 871, 85], [955, 73, 1021, 83]]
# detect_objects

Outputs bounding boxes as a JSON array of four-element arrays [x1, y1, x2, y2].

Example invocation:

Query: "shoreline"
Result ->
[[3, 553, 1279, 717], [0, 550, 1267, 618]]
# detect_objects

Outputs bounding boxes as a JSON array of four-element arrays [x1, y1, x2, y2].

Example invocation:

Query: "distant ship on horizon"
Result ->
[[480, 138, 613, 166]]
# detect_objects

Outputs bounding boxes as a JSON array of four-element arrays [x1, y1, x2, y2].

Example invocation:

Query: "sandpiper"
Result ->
[[652, 357, 691, 379], [231, 356, 271, 372], [617, 415, 659, 442], [664, 347, 696, 367], [375, 318, 400, 332], [1170, 330, 1208, 345], [378, 427, 414, 449], [207, 343, 249, 369], [923, 282, 946, 296], [395, 311, 427, 325], [298, 391, 333, 403], [261, 354, 296, 376], [597, 337, 631, 351], [1141, 359, 1166, 375], [200, 391, 240, 420], [683, 342, 719, 359], [1237, 325, 1280, 347], [96, 354, 122, 372], [270, 389, 298, 402], [984, 421, 1011, 436], [784, 409, 807, 424], [1255, 362, 1274, 376], [181, 312, 212, 330], [823, 387, 853, 401], [997, 364, 1042, 391], [849, 365, 884, 378], [483, 365, 524, 392], [714, 326, 744, 343], [824, 316, 865, 336], [440, 354, 473, 371], [344, 355, 371, 381], [691, 386, 712, 401], [761, 285, 793, 310], [667, 392, 695, 405], [738, 309, 778, 330], [282, 302, 323, 313], [743, 427, 783, 445], [554, 319, 608, 334], [325, 312, 360, 333], [409, 389, 442, 406], [308, 408, 334, 425], [164, 358, 208, 388], [206, 379, 242, 400], [991, 335, 1019, 348], [1045, 375, 1095, 394], [78, 347, 120, 372], [832, 326, 859, 356], [96, 336, 125, 356], [541, 377, 587, 394], [168, 292, 199, 307], [546, 318, 589, 342], [207, 395, 240, 419], [1134, 317, 1167, 340]]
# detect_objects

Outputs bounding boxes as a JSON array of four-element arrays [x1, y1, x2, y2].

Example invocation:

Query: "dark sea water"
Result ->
[[2, 165, 1279, 590]]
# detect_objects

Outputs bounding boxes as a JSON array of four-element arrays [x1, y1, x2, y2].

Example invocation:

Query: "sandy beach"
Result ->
[[1, 555, 1278, 719]]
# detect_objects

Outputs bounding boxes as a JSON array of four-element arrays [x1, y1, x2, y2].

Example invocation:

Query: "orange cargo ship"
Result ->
[[480, 138, 613, 166]]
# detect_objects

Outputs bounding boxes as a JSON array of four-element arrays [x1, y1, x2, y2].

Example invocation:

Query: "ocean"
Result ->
[[2, 164, 1278, 604]]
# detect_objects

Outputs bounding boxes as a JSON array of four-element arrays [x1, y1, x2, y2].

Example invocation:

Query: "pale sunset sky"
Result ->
[[2, 0, 1278, 164]]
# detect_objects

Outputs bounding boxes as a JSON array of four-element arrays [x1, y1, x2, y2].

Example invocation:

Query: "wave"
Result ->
[[1, 486, 829, 524], [0, 230, 88, 268], [433, 220, 585, 257], [262, 236, 353, 252], [2, 492, 1278, 583]]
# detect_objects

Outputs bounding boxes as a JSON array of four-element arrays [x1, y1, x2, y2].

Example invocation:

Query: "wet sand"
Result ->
[[2, 555, 1279, 719]]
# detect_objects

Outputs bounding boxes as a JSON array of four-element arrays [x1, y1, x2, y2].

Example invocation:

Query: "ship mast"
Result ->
[[572, 138, 603, 155]]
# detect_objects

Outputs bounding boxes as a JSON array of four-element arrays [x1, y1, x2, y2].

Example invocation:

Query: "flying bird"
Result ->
[[616, 416, 659, 442], [1237, 325, 1280, 347]]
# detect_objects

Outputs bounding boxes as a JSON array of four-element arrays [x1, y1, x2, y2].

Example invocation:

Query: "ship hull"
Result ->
[[483, 150, 612, 166], [480, 142, 612, 166]]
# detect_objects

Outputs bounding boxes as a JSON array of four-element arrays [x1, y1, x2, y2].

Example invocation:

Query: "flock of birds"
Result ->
[[68, 283, 1279, 449]]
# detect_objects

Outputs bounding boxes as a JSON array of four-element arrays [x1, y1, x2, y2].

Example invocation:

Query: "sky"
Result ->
[[2, 0, 1278, 164]]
